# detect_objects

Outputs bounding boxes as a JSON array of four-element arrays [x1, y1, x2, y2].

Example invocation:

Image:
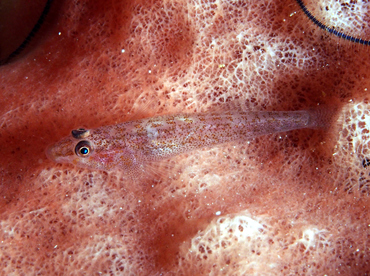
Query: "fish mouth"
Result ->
[[45, 144, 59, 162], [45, 137, 75, 163]]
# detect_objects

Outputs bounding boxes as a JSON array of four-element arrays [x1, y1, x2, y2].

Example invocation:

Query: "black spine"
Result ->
[[295, 0, 369, 46]]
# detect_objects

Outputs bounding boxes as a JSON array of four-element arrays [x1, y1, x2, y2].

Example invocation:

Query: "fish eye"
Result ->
[[75, 141, 92, 157]]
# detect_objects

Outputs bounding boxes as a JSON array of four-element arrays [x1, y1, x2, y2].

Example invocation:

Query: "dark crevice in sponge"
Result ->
[[0, 0, 54, 66]]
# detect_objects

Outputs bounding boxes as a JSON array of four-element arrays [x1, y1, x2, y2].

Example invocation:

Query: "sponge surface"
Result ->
[[0, 0, 369, 274]]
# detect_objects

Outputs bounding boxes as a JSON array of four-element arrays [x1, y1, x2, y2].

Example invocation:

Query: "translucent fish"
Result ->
[[46, 108, 336, 175]]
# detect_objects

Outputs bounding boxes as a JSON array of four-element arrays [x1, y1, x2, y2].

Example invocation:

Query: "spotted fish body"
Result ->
[[46, 109, 330, 173]]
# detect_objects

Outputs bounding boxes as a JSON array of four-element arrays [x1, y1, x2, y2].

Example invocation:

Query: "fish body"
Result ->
[[46, 109, 329, 173]]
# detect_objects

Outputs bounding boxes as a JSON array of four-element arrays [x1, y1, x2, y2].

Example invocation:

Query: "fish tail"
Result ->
[[307, 104, 342, 129]]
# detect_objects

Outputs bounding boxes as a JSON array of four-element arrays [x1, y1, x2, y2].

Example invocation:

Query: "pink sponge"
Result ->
[[0, 0, 369, 274]]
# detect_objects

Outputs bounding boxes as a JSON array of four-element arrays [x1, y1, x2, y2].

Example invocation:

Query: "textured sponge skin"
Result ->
[[0, 0, 370, 275]]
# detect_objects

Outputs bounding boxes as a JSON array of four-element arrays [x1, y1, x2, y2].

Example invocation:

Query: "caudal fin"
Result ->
[[307, 104, 342, 129]]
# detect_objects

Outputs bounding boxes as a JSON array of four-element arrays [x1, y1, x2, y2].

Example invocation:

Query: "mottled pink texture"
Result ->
[[0, 0, 369, 274]]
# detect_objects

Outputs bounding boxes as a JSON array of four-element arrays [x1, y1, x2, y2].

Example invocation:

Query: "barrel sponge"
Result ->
[[0, 0, 370, 275]]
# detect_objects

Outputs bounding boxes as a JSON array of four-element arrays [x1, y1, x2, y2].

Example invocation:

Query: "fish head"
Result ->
[[46, 127, 141, 172]]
